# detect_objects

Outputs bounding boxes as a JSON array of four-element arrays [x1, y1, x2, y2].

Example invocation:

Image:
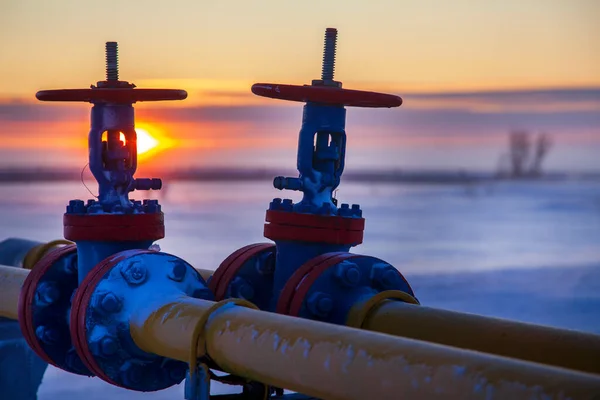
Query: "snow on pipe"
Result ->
[[129, 295, 600, 400], [348, 296, 600, 376], [3, 263, 600, 398]]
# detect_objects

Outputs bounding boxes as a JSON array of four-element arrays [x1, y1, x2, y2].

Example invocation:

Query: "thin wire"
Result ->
[[81, 163, 99, 198]]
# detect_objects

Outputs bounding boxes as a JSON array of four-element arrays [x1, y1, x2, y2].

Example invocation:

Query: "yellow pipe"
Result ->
[[0, 265, 29, 320], [130, 295, 600, 400], [194, 268, 213, 282], [353, 299, 600, 376], [23, 240, 72, 270]]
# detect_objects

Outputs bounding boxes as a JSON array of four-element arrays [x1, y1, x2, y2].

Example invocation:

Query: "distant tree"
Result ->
[[529, 133, 552, 177], [502, 130, 553, 179], [509, 131, 531, 178]]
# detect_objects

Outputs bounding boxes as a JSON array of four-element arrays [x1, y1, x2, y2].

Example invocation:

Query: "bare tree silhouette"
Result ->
[[509, 131, 531, 178], [499, 131, 553, 179], [529, 133, 553, 177]]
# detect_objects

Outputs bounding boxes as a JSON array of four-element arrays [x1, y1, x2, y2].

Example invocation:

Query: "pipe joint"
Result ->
[[17, 244, 92, 376], [69, 249, 213, 392]]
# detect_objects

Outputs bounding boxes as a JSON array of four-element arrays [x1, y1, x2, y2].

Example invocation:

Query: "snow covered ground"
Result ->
[[0, 179, 598, 398]]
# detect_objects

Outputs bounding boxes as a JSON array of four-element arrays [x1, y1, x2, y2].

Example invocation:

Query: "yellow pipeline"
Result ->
[[0, 265, 28, 320], [22, 239, 72, 269], [350, 299, 600, 376], [130, 296, 600, 400], [194, 268, 213, 282]]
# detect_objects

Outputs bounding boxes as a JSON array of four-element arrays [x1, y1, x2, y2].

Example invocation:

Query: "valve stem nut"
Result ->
[[370, 263, 399, 289], [144, 200, 161, 214], [120, 261, 148, 285], [281, 199, 294, 212], [67, 200, 86, 214], [334, 261, 361, 287], [120, 362, 143, 387], [230, 277, 255, 301], [167, 261, 187, 282], [98, 292, 122, 313], [90, 335, 119, 357], [35, 325, 59, 345], [269, 198, 283, 211], [338, 203, 351, 217], [35, 282, 60, 305], [307, 292, 334, 318]]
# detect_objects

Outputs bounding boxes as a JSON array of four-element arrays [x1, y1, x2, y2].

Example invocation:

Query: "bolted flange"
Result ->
[[70, 250, 213, 391], [18, 245, 93, 376], [307, 292, 334, 318], [209, 243, 276, 310], [276, 252, 416, 324]]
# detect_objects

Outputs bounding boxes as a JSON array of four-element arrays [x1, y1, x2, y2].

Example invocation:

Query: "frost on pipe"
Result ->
[[130, 296, 600, 400]]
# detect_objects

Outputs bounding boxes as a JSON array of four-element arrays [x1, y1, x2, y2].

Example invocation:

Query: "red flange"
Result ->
[[36, 88, 187, 103], [252, 83, 402, 108], [264, 224, 364, 245], [264, 210, 364, 245], [63, 213, 165, 242], [276, 252, 414, 317], [266, 210, 365, 231], [287, 253, 361, 317], [209, 243, 276, 301], [70, 249, 153, 387], [18, 244, 78, 367], [275, 252, 348, 314]]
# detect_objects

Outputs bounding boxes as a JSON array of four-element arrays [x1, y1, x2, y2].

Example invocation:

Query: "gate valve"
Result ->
[[35, 42, 188, 282], [36, 42, 186, 211], [252, 28, 402, 213]]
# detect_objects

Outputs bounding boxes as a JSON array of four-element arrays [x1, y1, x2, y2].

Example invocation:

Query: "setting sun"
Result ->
[[118, 127, 160, 158], [135, 128, 159, 155]]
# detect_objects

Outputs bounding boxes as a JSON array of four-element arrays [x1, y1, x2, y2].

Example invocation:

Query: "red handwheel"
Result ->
[[36, 88, 187, 103], [251, 28, 402, 108], [251, 83, 401, 108], [36, 42, 186, 104]]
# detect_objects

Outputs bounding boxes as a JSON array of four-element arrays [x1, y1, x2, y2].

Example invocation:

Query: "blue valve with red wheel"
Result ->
[[210, 28, 417, 325], [17, 43, 216, 393]]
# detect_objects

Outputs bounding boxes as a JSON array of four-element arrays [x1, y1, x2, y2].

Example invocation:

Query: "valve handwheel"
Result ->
[[251, 83, 401, 108], [36, 42, 187, 104], [251, 28, 402, 108], [36, 88, 187, 103]]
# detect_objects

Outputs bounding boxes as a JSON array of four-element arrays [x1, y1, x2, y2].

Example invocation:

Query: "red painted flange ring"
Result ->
[[18, 244, 78, 367], [266, 210, 365, 231], [264, 210, 364, 245], [276, 252, 415, 317], [36, 88, 187, 103], [63, 213, 165, 241], [70, 249, 154, 388], [210, 243, 275, 301], [264, 224, 364, 245], [288, 253, 362, 317], [252, 83, 402, 108], [275, 252, 348, 314]]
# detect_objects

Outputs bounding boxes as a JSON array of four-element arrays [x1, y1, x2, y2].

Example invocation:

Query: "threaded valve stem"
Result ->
[[105, 42, 119, 81], [321, 28, 337, 81]]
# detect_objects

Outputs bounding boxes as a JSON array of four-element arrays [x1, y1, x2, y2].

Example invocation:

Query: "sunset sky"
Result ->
[[0, 0, 598, 173]]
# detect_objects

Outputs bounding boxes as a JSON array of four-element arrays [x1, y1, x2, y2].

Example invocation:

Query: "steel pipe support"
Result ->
[[351, 299, 600, 376], [130, 296, 600, 400]]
